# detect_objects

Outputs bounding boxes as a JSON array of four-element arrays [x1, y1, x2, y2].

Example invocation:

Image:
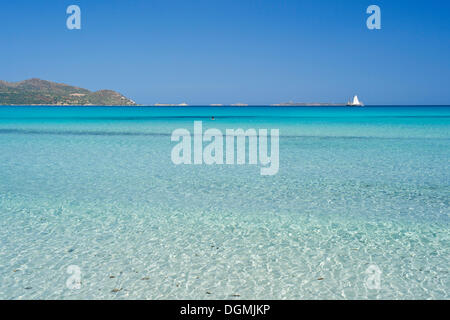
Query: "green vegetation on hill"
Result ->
[[0, 78, 137, 105]]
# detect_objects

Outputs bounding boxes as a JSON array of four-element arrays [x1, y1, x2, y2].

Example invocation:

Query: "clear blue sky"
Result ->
[[1, 0, 449, 105]]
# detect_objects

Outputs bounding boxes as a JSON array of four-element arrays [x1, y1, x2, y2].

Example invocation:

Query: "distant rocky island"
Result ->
[[0, 78, 137, 106]]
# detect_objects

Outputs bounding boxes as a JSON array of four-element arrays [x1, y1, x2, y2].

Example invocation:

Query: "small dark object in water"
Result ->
[[211, 116, 215, 120], [206, 291, 212, 294], [317, 277, 324, 280], [111, 288, 122, 293], [141, 277, 150, 280], [109, 276, 115, 279]]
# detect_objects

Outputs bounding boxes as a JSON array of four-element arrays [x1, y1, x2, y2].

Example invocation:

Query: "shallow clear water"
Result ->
[[0, 106, 448, 299]]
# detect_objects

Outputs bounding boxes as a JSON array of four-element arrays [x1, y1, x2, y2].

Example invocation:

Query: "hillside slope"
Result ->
[[0, 79, 137, 105]]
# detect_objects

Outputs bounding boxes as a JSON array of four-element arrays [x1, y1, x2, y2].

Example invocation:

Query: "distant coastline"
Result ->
[[7, 79, 446, 107], [0, 78, 365, 107], [271, 102, 347, 106]]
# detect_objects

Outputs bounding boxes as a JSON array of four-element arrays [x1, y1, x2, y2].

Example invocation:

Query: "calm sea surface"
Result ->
[[0, 106, 448, 299]]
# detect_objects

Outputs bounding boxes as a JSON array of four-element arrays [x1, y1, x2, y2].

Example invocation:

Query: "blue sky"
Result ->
[[1, 0, 449, 105]]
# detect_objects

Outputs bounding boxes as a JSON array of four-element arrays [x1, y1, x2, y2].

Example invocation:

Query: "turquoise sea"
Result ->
[[0, 106, 448, 299]]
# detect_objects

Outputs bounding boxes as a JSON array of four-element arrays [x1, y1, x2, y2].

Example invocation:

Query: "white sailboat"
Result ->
[[347, 95, 364, 106]]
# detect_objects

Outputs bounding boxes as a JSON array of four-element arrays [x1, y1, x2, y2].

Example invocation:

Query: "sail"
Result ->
[[347, 95, 363, 106]]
